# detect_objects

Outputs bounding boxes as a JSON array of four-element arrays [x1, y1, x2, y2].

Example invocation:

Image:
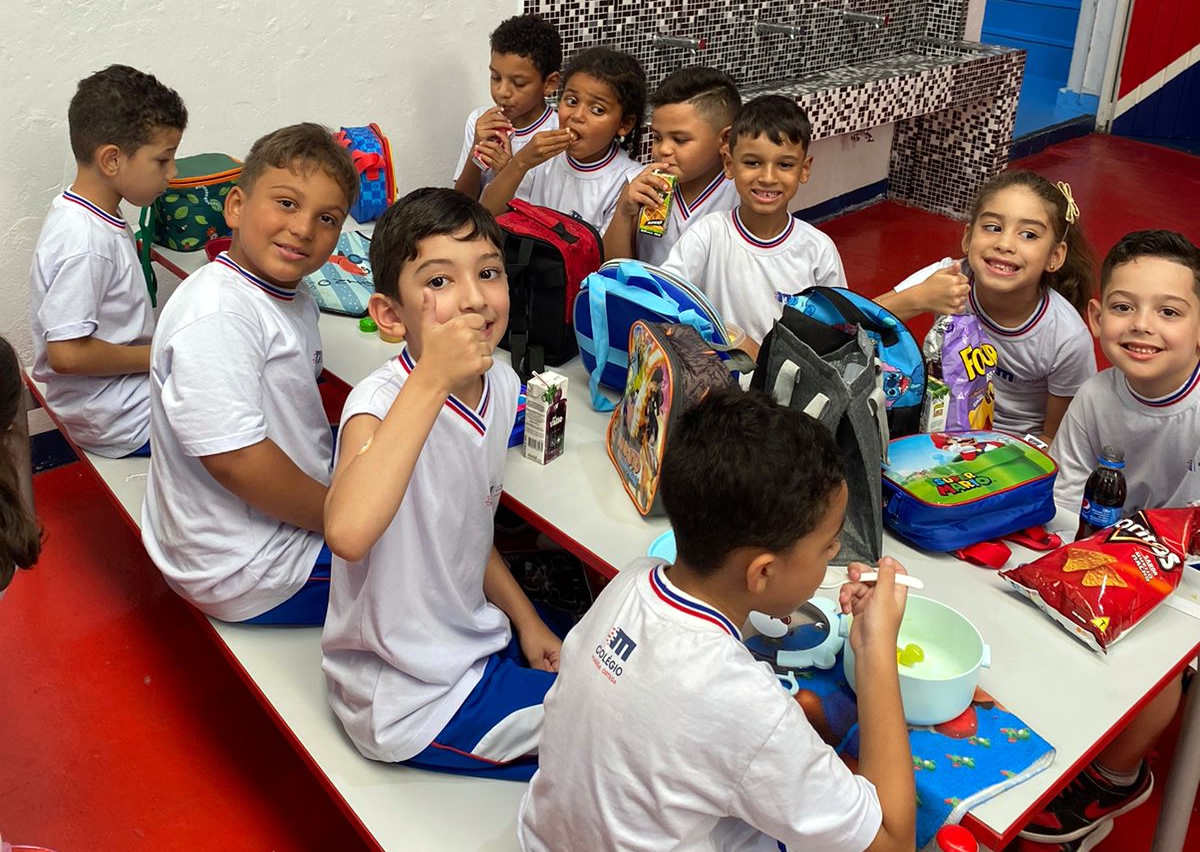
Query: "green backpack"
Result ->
[[151, 153, 242, 252]]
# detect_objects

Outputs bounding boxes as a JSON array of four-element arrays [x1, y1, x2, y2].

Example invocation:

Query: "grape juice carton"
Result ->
[[523, 371, 568, 464]]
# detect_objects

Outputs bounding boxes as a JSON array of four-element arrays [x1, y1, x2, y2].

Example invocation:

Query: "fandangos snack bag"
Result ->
[[999, 507, 1198, 652]]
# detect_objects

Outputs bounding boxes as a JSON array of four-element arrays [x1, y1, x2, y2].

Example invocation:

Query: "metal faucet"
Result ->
[[754, 21, 806, 39], [842, 11, 888, 28], [652, 34, 706, 53]]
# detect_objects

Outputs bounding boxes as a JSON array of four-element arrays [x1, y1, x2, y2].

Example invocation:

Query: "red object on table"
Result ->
[[936, 824, 978, 851]]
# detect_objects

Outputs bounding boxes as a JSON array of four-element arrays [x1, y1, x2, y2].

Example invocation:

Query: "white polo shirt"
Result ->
[[662, 208, 848, 342], [322, 349, 520, 762], [524, 144, 644, 232], [519, 560, 882, 852], [142, 253, 330, 622], [29, 190, 154, 457]]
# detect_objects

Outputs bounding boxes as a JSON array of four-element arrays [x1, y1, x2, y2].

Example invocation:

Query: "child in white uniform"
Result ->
[[29, 65, 186, 458], [603, 66, 741, 266], [322, 188, 563, 779], [662, 95, 847, 349], [452, 14, 561, 201], [520, 390, 917, 852], [142, 124, 358, 623], [482, 47, 646, 232], [1027, 230, 1200, 849], [890, 171, 1097, 441]]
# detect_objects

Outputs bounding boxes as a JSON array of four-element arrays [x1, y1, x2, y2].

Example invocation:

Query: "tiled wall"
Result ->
[[525, 0, 1023, 217]]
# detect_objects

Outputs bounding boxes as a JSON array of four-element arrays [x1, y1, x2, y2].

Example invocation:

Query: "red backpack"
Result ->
[[497, 199, 603, 380]]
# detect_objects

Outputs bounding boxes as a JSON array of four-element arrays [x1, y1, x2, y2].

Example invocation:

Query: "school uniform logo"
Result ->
[[592, 625, 636, 684], [312, 348, 324, 368]]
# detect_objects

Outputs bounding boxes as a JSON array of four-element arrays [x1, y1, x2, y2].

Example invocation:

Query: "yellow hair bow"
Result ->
[[1056, 181, 1080, 225]]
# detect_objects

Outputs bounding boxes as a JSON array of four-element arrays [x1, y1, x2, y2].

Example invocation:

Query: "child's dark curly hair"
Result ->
[[68, 64, 187, 162], [491, 14, 563, 81], [561, 47, 648, 155]]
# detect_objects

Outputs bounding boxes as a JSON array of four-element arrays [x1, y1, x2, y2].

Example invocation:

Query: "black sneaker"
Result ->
[[1010, 819, 1113, 851], [1018, 762, 1152, 843]]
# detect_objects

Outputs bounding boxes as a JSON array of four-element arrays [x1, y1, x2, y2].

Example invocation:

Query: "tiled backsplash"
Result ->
[[525, 0, 1022, 217], [525, 0, 970, 90]]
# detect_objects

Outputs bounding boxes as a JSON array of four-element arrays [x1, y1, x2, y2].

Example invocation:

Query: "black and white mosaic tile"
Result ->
[[525, 0, 1024, 216]]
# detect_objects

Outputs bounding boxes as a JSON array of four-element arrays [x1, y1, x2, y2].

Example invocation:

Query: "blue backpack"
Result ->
[[785, 287, 925, 437], [881, 430, 1058, 553], [574, 260, 730, 410], [334, 124, 396, 222]]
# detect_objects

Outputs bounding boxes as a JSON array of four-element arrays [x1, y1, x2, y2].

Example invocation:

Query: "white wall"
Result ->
[[966, 0, 987, 42], [2, 0, 520, 364], [790, 125, 896, 217]]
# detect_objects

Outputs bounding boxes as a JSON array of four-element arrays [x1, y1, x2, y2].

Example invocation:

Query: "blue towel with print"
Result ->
[[782, 652, 1055, 852], [303, 231, 374, 316]]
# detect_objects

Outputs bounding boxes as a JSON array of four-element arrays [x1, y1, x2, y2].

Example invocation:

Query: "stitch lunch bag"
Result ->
[[151, 153, 242, 251], [335, 124, 397, 222], [607, 321, 753, 517]]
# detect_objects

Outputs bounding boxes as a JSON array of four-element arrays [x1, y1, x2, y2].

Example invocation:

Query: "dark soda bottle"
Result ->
[[1075, 445, 1127, 541]]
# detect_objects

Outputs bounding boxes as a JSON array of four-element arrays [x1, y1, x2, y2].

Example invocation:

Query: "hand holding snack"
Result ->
[[615, 163, 673, 220], [472, 106, 513, 150], [515, 128, 574, 170]]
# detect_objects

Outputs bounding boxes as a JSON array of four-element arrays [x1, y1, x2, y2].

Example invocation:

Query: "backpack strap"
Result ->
[[136, 205, 158, 308], [1001, 525, 1062, 551], [953, 540, 1012, 569], [806, 286, 902, 347]]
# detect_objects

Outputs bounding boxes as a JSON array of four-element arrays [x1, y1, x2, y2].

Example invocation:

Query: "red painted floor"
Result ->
[[1, 133, 1197, 850]]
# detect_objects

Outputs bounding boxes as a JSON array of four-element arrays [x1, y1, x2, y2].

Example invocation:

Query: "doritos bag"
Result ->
[[1000, 508, 1197, 652], [607, 321, 752, 516]]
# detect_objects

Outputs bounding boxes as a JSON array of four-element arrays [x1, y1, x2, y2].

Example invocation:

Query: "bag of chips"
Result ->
[[921, 312, 996, 433], [999, 507, 1198, 652]]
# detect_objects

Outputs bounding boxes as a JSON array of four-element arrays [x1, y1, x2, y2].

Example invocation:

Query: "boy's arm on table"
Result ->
[[201, 439, 327, 533], [46, 337, 150, 375], [479, 128, 574, 216], [840, 558, 917, 852], [483, 545, 561, 672]]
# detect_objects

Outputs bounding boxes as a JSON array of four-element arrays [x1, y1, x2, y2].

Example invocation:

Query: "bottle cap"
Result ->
[[1099, 445, 1125, 468], [358, 317, 378, 333]]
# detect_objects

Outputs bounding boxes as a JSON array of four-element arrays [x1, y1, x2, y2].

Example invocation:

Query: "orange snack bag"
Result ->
[[999, 507, 1197, 652]]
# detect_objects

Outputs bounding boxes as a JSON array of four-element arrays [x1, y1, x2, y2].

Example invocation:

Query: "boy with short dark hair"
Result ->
[[142, 123, 358, 624], [30, 64, 187, 458], [519, 389, 916, 852], [453, 14, 563, 201], [661, 94, 847, 350], [603, 66, 741, 265], [1036, 229, 1200, 849], [321, 187, 563, 778]]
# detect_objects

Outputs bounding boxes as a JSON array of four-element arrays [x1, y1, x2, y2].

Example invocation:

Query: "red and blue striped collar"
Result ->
[[63, 190, 126, 230], [397, 347, 492, 436], [1127, 360, 1200, 408], [732, 208, 793, 249], [676, 172, 727, 222], [215, 252, 297, 301], [513, 104, 555, 137], [648, 565, 741, 640], [970, 284, 1049, 338], [568, 143, 619, 173]]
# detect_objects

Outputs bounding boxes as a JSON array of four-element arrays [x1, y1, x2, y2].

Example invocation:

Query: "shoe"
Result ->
[[1010, 819, 1113, 851], [1018, 762, 1152, 843]]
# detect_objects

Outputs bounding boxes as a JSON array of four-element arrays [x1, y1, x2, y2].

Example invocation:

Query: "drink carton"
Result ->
[[523, 371, 568, 464]]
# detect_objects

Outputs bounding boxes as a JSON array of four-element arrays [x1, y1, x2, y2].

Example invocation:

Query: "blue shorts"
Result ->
[[125, 440, 152, 458], [404, 626, 565, 781], [242, 544, 332, 625]]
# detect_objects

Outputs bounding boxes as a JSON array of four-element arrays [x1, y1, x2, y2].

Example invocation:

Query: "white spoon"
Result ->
[[855, 571, 925, 590]]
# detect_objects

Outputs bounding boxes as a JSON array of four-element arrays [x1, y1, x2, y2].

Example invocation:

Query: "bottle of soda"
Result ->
[[1075, 445, 1127, 541]]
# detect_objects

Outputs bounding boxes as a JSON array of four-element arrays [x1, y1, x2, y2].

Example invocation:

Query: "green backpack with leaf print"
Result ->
[[151, 153, 242, 252]]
